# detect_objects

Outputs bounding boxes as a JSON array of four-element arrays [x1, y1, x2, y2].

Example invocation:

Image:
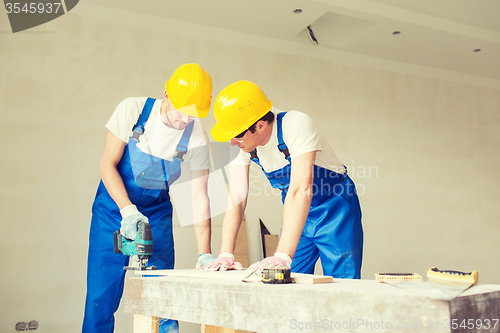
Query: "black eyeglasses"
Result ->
[[234, 128, 250, 139]]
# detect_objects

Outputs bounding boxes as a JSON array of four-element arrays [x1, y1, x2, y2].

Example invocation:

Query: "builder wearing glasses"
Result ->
[[202, 80, 364, 279]]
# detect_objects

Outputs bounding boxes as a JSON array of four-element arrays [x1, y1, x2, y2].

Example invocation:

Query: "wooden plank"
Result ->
[[201, 324, 251, 332], [292, 274, 333, 284], [233, 217, 249, 268], [201, 324, 233, 332], [133, 314, 159, 333], [137, 269, 247, 279], [136, 268, 333, 284], [263, 235, 279, 258]]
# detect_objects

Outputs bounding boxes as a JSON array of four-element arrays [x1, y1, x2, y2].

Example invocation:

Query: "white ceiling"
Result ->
[[90, 0, 500, 82]]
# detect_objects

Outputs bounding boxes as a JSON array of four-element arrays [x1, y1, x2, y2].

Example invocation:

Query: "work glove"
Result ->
[[248, 252, 293, 274], [200, 252, 244, 271], [120, 204, 148, 240], [195, 253, 217, 269]]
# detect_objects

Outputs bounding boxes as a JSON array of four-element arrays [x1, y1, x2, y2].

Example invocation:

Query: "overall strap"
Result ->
[[250, 149, 260, 164], [249, 112, 290, 164], [174, 121, 194, 162], [130, 97, 156, 141], [276, 112, 291, 161]]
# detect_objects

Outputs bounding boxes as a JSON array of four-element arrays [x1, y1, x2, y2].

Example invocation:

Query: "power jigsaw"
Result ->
[[113, 221, 157, 270]]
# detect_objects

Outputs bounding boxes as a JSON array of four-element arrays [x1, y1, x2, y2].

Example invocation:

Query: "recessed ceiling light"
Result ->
[[392, 31, 401, 35], [293, 8, 302, 14], [473, 49, 481, 52]]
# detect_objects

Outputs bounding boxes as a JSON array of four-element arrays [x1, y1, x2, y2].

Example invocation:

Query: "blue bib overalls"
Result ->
[[83, 98, 190, 332], [250, 112, 363, 278]]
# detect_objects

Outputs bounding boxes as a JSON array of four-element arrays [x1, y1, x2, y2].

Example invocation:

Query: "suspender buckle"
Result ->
[[130, 125, 144, 141], [250, 149, 259, 161], [174, 144, 188, 162], [277, 143, 290, 159]]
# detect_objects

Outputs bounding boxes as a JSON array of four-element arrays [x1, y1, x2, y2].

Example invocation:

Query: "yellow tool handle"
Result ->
[[427, 267, 478, 285]]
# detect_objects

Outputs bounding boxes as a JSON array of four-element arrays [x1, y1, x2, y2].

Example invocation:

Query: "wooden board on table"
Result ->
[[292, 274, 334, 284], [136, 269, 333, 284]]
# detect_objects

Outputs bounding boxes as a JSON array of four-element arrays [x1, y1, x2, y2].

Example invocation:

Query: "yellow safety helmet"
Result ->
[[211, 80, 273, 142], [165, 63, 212, 118]]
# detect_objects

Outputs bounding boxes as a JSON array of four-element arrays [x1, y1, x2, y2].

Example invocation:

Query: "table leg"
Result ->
[[133, 314, 159, 333], [201, 324, 256, 333]]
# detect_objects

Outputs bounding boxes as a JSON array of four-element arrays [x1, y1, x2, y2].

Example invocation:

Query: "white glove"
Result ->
[[120, 205, 148, 240], [200, 252, 244, 271], [248, 252, 293, 274], [195, 253, 217, 269]]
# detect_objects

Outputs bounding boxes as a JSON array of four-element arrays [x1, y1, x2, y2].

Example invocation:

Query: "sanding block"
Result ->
[[375, 273, 422, 282], [379, 267, 479, 301], [426, 267, 478, 285]]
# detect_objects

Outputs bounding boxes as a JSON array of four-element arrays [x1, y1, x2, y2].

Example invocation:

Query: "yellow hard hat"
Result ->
[[211, 80, 273, 142], [165, 63, 212, 118]]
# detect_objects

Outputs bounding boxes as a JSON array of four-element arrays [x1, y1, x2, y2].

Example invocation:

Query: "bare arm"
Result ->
[[99, 131, 131, 209], [220, 163, 250, 253], [276, 151, 316, 258], [191, 169, 212, 255]]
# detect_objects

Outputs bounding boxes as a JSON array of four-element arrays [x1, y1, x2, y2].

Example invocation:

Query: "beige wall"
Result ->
[[1, 3, 499, 333]]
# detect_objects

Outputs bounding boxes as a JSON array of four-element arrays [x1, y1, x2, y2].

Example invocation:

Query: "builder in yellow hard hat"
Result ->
[[83, 64, 215, 333], [203, 80, 363, 279]]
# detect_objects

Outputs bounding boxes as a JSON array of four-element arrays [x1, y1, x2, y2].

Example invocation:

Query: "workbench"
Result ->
[[123, 270, 500, 332]]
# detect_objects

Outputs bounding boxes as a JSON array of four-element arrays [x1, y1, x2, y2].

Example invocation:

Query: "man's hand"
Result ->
[[248, 252, 293, 274], [200, 252, 243, 271], [120, 205, 148, 240], [195, 253, 217, 269]]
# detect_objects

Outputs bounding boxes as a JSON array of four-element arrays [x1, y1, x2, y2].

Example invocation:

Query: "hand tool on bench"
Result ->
[[379, 267, 478, 301]]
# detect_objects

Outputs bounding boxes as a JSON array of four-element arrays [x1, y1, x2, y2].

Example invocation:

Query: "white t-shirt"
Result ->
[[231, 108, 345, 174], [106, 97, 210, 171]]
